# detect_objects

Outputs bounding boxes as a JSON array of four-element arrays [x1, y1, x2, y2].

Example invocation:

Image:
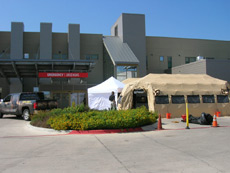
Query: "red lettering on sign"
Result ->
[[38, 72, 88, 78]]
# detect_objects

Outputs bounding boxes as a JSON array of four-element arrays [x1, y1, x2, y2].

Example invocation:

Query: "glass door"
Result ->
[[52, 91, 86, 108]]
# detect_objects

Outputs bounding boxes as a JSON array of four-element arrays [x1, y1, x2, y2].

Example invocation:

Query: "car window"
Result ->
[[20, 93, 43, 101], [4, 95, 11, 102]]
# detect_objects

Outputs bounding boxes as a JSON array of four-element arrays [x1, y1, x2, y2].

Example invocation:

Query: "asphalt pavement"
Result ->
[[0, 115, 230, 173]]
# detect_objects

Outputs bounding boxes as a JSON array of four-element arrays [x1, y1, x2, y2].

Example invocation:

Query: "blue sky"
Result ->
[[1, 0, 230, 40]]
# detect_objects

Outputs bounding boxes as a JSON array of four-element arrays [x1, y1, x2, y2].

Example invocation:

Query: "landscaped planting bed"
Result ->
[[31, 105, 158, 130]]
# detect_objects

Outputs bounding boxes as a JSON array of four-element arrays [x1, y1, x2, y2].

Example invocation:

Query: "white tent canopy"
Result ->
[[88, 77, 125, 110]]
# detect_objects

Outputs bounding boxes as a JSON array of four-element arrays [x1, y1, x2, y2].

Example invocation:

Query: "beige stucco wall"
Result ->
[[146, 36, 230, 73]]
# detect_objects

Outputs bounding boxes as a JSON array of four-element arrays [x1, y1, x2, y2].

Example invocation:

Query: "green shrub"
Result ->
[[47, 106, 158, 130], [31, 104, 89, 128], [31, 105, 158, 130], [30, 110, 54, 128]]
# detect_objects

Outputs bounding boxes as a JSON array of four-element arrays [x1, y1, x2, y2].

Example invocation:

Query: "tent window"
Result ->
[[202, 95, 215, 103], [155, 95, 169, 104], [172, 95, 185, 104], [217, 95, 229, 103], [187, 95, 200, 103]]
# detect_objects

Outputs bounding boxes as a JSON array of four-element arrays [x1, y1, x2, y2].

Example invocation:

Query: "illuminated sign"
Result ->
[[38, 72, 88, 78]]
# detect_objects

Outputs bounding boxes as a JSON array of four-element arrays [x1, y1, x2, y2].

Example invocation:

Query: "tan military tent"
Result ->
[[122, 78, 140, 84], [118, 74, 230, 117]]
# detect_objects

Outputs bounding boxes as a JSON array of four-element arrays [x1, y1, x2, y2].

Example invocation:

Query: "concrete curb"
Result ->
[[27, 122, 157, 135], [27, 122, 71, 134]]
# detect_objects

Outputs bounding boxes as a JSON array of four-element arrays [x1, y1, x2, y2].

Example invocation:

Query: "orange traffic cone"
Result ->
[[157, 114, 163, 130], [212, 115, 218, 127]]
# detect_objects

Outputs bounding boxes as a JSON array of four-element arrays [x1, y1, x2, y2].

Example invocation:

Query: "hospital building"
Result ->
[[0, 13, 230, 107]]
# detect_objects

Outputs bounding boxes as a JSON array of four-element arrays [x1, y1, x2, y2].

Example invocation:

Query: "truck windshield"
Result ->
[[19, 93, 44, 101]]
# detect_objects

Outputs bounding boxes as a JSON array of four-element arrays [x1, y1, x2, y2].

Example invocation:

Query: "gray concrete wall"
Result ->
[[111, 15, 123, 41], [111, 14, 146, 77], [146, 36, 230, 73], [68, 24, 80, 60], [52, 33, 68, 59], [10, 79, 22, 93], [80, 34, 103, 85], [23, 78, 37, 92], [206, 60, 230, 82], [0, 32, 11, 59], [10, 22, 24, 59], [0, 79, 9, 98], [23, 32, 40, 59], [40, 23, 52, 59], [172, 59, 230, 82], [172, 60, 207, 74]]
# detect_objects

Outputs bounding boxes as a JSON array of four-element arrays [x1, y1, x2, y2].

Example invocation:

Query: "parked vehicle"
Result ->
[[0, 92, 57, 121]]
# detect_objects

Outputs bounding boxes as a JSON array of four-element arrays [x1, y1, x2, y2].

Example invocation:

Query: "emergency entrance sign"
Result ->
[[38, 72, 88, 78]]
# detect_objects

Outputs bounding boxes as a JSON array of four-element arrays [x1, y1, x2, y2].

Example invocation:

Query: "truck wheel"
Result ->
[[23, 109, 30, 121], [0, 113, 3, 118]]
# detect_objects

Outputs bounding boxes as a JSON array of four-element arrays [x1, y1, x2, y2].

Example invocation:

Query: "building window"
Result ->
[[217, 95, 229, 103], [205, 57, 215, 60], [155, 95, 169, 104], [24, 53, 29, 59], [117, 66, 137, 81], [185, 57, 196, 64], [53, 54, 68, 59], [115, 25, 118, 36], [167, 56, 172, 68], [187, 95, 200, 103], [202, 95, 215, 103], [171, 95, 185, 104], [84, 54, 99, 60], [160, 56, 164, 62]]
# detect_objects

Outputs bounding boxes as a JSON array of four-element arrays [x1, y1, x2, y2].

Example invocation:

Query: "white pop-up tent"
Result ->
[[88, 77, 125, 110]]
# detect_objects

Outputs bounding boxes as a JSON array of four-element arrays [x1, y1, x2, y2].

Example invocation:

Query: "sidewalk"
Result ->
[[142, 117, 230, 131]]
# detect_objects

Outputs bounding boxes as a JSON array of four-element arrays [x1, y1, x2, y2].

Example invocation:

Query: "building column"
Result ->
[[10, 22, 24, 59], [68, 24, 80, 60], [40, 23, 52, 59]]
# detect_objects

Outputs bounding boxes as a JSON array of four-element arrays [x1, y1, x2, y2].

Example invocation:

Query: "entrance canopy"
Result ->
[[0, 59, 94, 84], [88, 76, 125, 110]]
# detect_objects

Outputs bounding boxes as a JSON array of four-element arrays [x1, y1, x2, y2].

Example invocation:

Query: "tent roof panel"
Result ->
[[88, 76, 125, 93]]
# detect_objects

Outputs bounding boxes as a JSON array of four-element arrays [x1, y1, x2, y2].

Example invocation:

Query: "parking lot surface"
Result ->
[[1, 115, 230, 173]]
